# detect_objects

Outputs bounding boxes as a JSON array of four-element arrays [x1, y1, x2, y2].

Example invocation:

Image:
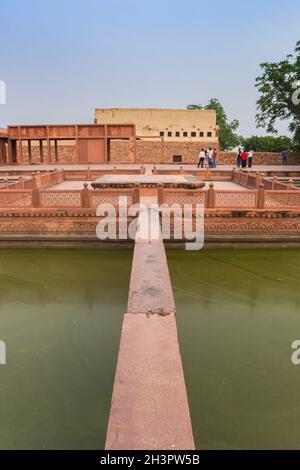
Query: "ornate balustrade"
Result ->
[[0, 177, 31, 190], [214, 190, 257, 208], [232, 169, 296, 191], [40, 190, 83, 208], [90, 189, 134, 208], [0, 190, 33, 207], [161, 188, 206, 206], [265, 190, 300, 208], [0, 169, 65, 191], [0, 182, 299, 212]]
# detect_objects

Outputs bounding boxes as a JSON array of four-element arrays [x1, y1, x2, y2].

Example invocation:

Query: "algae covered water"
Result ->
[[168, 250, 300, 450], [1, 248, 300, 450], [0, 250, 132, 450]]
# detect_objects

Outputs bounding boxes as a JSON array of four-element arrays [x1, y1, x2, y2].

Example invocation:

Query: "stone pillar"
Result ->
[[238, 169, 242, 184], [207, 182, 216, 208], [86, 167, 91, 180], [28, 140, 32, 164], [81, 182, 91, 208], [231, 167, 236, 180], [158, 183, 164, 205], [257, 184, 265, 209], [39, 140, 44, 163], [31, 176, 41, 207], [18, 126, 23, 163], [35, 171, 41, 188], [133, 183, 140, 205], [245, 170, 249, 187], [255, 171, 261, 189], [54, 140, 58, 162]]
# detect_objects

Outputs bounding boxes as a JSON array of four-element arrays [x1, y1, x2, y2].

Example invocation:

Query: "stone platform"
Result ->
[[91, 173, 205, 189]]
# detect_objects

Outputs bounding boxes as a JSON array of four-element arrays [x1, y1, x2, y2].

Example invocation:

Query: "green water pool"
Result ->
[[168, 250, 300, 450], [0, 250, 132, 450], [0, 249, 299, 450]]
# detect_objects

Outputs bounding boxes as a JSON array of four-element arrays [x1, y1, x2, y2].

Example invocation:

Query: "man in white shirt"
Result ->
[[248, 149, 254, 168], [208, 148, 214, 168], [197, 149, 205, 168]]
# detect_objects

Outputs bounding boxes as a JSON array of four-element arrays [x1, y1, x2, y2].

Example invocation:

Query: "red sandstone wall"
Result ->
[[136, 141, 162, 163], [111, 140, 300, 165], [0, 212, 298, 249], [13, 140, 300, 165], [218, 151, 300, 166], [162, 141, 218, 164], [110, 140, 133, 163], [110, 140, 218, 164], [17, 141, 76, 164]]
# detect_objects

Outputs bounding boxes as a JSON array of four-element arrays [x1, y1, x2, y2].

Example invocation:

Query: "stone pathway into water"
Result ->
[[105, 197, 195, 450]]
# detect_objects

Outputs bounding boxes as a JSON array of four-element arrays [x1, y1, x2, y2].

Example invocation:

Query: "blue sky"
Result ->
[[0, 0, 299, 135]]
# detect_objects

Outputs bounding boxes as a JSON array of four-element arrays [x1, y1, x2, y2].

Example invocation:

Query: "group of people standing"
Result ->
[[197, 147, 254, 169], [197, 148, 218, 168], [197, 146, 290, 168], [236, 147, 254, 168]]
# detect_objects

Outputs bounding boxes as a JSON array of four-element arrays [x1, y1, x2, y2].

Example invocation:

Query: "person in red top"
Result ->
[[241, 150, 248, 168]]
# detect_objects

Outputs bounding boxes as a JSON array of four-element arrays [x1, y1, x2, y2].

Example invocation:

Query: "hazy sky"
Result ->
[[0, 0, 299, 136]]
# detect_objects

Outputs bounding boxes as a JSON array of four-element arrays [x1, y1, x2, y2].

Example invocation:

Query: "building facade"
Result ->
[[94, 108, 219, 143], [0, 124, 136, 164]]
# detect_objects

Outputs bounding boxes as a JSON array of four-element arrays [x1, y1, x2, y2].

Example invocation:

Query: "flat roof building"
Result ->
[[94, 108, 219, 144]]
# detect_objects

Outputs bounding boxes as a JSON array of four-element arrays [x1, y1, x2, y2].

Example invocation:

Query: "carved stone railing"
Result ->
[[160, 188, 206, 206], [265, 190, 300, 208], [232, 168, 297, 191], [90, 188, 135, 208], [0, 169, 65, 191], [0, 183, 299, 212], [214, 189, 257, 208], [40, 190, 83, 208], [0, 190, 33, 207]]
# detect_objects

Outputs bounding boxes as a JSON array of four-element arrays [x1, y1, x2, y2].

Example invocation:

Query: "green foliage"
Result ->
[[187, 104, 203, 109], [239, 135, 292, 152], [187, 99, 239, 150], [255, 41, 300, 151]]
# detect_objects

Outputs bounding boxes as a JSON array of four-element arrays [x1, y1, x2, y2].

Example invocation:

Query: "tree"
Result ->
[[187, 99, 239, 150], [239, 135, 292, 152], [255, 41, 300, 151]]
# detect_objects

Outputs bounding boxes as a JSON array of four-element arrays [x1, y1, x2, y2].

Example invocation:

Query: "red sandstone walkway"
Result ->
[[105, 204, 195, 450]]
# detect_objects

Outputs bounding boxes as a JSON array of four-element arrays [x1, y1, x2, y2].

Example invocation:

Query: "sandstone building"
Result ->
[[94, 108, 219, 143]]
